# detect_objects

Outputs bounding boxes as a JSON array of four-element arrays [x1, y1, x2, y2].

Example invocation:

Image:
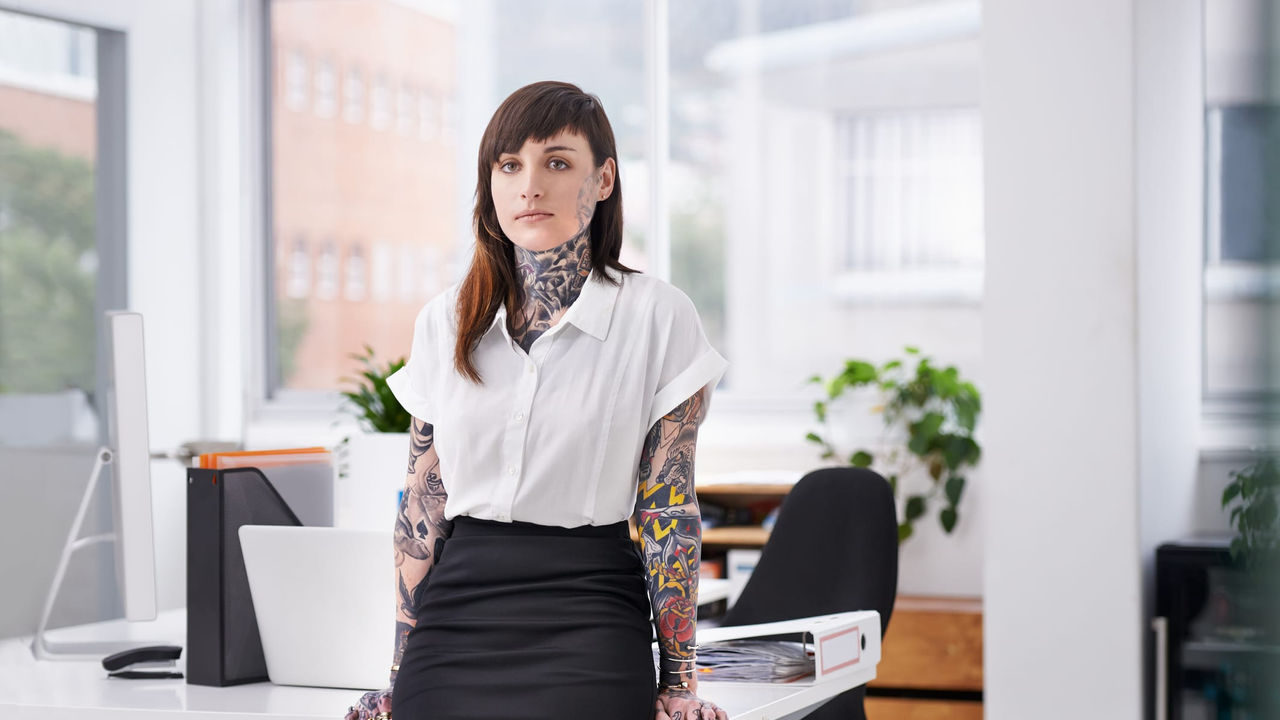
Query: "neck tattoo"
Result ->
[[509, 172, 601, 353]]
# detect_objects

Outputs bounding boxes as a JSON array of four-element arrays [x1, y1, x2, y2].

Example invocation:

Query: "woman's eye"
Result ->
[[499, 161, 518, 173], [548, 158, 568, 170]]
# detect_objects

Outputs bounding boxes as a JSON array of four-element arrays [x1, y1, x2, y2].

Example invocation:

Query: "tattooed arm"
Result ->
[[636, 388, 728, 720], [345, 418, 452, 720], [394, 418, 453, 672]]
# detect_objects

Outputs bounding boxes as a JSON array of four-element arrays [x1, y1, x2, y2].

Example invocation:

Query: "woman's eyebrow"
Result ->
[[541, 146, 578, 153]]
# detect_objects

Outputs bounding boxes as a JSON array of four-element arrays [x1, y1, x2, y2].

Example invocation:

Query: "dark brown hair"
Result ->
[[454, 80, 636, 383]]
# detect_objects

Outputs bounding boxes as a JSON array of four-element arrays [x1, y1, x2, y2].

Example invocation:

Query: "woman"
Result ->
[[345, 81, 729, 720]]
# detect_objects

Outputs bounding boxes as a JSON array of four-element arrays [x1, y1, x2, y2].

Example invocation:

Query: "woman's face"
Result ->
[[491, 130, 615, 253]]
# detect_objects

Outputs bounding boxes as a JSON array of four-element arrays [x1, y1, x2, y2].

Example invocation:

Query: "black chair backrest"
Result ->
[[715, 467, 899, 720], [719, 466, 899, 637]]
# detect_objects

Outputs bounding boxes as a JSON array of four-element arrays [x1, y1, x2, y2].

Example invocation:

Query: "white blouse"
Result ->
[[386, 266, 729, 528]]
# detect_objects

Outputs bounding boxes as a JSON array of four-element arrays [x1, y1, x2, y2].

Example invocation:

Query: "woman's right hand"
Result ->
[[344, 687, 393, 720]]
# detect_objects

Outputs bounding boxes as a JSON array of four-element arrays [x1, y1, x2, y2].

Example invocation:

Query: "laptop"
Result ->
[[239, 525, 396, 690]]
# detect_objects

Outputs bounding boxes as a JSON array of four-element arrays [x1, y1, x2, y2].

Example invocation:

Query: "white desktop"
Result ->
[[0, 604, 877, 720]]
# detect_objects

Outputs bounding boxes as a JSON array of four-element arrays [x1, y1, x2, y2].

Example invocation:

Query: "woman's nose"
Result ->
[[520, 170, 543, 200]]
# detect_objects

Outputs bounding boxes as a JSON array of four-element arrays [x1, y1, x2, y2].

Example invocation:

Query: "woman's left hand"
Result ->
[[654, 683, 728, 720]]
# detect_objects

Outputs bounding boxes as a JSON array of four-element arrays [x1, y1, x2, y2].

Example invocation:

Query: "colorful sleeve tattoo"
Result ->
[[636, 388, 708, 688], [390, 418, 453, 683]]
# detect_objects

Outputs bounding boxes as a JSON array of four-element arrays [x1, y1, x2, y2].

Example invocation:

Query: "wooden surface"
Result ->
[[702, 526, 771, 546], [872, 595, 984, 692], [865, 698, 984, 720]]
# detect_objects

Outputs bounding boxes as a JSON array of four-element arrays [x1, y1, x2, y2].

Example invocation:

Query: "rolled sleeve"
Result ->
[[386, 303, 438, 424]]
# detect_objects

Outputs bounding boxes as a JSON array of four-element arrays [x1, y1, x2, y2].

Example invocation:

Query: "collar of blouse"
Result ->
[[487, 265, 623, 343]]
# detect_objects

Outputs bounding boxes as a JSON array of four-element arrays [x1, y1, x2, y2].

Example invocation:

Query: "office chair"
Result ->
[[718, 466, 898, 720]]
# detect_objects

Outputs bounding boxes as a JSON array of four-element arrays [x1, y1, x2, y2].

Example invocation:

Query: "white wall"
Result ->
[[1135, 0, 1205, 715], [0, 0, 202, 636], [982, 0, 1143, 716]]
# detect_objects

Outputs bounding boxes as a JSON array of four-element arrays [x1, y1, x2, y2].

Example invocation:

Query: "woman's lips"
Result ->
[[516, 212, 553, 223]]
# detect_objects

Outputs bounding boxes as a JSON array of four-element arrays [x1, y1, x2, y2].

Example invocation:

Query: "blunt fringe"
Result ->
[[454, 80, 636, 383]]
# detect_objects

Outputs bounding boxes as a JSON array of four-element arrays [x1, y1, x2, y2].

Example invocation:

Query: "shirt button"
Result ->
[[497, 512, 509, 522], [514, 411, 524, 422], [508, 465, 516, 476], [526, 363, 535, 375]]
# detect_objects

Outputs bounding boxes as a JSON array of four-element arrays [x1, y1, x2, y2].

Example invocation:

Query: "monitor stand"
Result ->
[[30, 447, 168, 661]]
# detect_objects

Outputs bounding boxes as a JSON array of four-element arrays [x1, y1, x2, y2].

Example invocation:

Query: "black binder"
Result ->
[[186, 467, 301, 686]]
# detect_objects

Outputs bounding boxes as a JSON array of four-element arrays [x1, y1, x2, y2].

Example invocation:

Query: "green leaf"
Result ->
[[906, 495, 926, 521], [1222, 483, 1241, 508], [881, 359, 902, 373], [898, 522, 913, 543], [806, 374, 823, 385], [940, 506, 958, 533], [850, 451, 873, 468], [908, 413, 945, 455], [904, 346, 920, 355], [942, 435, 979, 470], [805, 432, 825, 445], [843, 360, 879, 385], [888, 474, 898, 495], [813, 401, 827, 423], [954, 395, 978, 432], [1252, 492, 1277, 529], [945, 476, 966, 506]]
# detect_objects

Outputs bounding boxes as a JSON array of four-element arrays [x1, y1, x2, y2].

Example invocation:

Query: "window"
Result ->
[[0, 9, 125, 446], [370, 72, 391, 131], [343, 64, 364, 124], [1202, 0, 1279, 406], [1202, 105, 1279, 399], [837, 110, 983, 271], [316, 239, 338, 300], [285, 50, 308, 112], [417, 89, 436, 141], [345, 243, 367, 301], [371, 241, 392, 304], [313, 56, 335, 118], [286, 237, 310, 299], [263, 0, 979, 402], [396, 83, 415, 136], [667, 0, 981, 397]]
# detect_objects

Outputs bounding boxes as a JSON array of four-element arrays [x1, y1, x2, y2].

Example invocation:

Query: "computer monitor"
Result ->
[[105, 311, 157, 622], [31, 311, 165, 660]]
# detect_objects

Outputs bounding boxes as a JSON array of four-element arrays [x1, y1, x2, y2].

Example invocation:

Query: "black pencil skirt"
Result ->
[[392, 516, 657, 720]]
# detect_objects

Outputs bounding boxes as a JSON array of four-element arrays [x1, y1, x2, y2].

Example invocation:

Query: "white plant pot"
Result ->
[[335, 431, 410, 531]]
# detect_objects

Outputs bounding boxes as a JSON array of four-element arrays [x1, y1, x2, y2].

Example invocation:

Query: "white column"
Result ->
[[982, 0, 1143, 715]]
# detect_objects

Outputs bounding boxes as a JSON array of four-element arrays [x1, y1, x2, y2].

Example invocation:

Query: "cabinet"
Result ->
[[1155, 536, 1278, 720], [866, 595, 984, 719]]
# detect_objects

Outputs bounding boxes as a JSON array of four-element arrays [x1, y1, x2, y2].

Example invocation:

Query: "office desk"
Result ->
[[0, 603, 872, 720]]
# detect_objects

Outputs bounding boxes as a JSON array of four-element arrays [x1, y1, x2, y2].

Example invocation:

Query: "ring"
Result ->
[[375, 713, 392, 720]]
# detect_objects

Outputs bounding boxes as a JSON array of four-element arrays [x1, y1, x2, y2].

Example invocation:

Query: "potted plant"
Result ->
[[1221, 457, 1280, 571], [333, 344, 413, 529], [806, 346, 982, 544]]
